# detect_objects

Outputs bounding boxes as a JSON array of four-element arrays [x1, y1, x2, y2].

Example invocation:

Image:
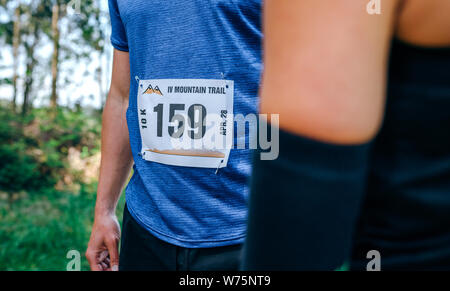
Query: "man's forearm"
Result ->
[[95, 94, 133, 216]]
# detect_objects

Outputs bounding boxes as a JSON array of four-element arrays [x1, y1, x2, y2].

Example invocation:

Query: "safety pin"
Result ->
[[215, 159, 224, 175]]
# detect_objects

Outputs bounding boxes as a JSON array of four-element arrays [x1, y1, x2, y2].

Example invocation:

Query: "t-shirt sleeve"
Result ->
[[108, 0, 129, 52]]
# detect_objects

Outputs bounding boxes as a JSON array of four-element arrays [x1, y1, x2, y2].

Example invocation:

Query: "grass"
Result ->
[[0, 184, 125, 271]]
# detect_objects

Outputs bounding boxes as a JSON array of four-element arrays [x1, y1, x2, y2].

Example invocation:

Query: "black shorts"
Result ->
[[119, 204, 243, 271]]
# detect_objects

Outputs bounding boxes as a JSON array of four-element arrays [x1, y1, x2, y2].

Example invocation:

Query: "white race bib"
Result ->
[[137, 78, 234, 169]]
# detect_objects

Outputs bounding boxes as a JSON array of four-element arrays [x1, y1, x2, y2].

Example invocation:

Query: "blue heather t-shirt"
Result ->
[[108, 0, 262, 247]]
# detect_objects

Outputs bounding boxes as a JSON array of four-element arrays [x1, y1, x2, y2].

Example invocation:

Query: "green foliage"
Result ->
[[0, 142, 40, 193], [0, 0, 112, 271], [335, 262, 350, 271], [0, 104, 112, 270], [0, 104, 101, 194], [0, 185, 126, 271], [0, 107, 49, 193]]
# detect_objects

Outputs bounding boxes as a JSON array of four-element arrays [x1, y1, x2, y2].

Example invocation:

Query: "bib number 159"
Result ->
[[146, 103, 208, 140]]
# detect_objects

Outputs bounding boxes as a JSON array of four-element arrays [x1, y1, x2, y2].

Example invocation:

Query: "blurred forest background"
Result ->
[[0, 0, 125, 270]]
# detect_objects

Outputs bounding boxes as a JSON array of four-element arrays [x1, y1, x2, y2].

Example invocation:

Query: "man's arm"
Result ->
[[86, 49, 132, 271], [260, 0, 399, 144]]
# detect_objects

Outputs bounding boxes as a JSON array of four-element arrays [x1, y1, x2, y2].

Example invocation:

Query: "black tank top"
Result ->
[[352, 40, 450, 270]]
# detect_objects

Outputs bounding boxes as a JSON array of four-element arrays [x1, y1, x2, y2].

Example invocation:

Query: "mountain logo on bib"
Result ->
[[143, 84, 163, 96]]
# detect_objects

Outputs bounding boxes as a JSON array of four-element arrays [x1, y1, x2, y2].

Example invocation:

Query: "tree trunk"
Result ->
[[95, 0, 105, 109], [22, 23, 38, 117], [12, 5, 21, 112], [50, 2, 60, 109]]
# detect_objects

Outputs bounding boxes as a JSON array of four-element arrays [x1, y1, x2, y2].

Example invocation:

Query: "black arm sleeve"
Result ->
[[242, 129, 371, 270]]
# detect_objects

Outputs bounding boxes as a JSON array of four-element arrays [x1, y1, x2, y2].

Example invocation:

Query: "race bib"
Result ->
[[137, 78, 234, 169]]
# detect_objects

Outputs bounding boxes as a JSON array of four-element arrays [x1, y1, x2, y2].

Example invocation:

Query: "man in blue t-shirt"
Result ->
[[86, 0, 261, 271]]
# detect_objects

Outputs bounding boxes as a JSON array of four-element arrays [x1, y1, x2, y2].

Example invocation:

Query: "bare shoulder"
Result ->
[[396, 0, 450, 46]]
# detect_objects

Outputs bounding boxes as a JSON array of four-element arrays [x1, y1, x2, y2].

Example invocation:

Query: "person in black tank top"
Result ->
[[351, 40, 450, 270], [243, 1, 450, 270]]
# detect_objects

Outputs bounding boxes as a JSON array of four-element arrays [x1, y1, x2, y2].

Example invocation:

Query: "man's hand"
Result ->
[[86, 213, 121, 271]]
